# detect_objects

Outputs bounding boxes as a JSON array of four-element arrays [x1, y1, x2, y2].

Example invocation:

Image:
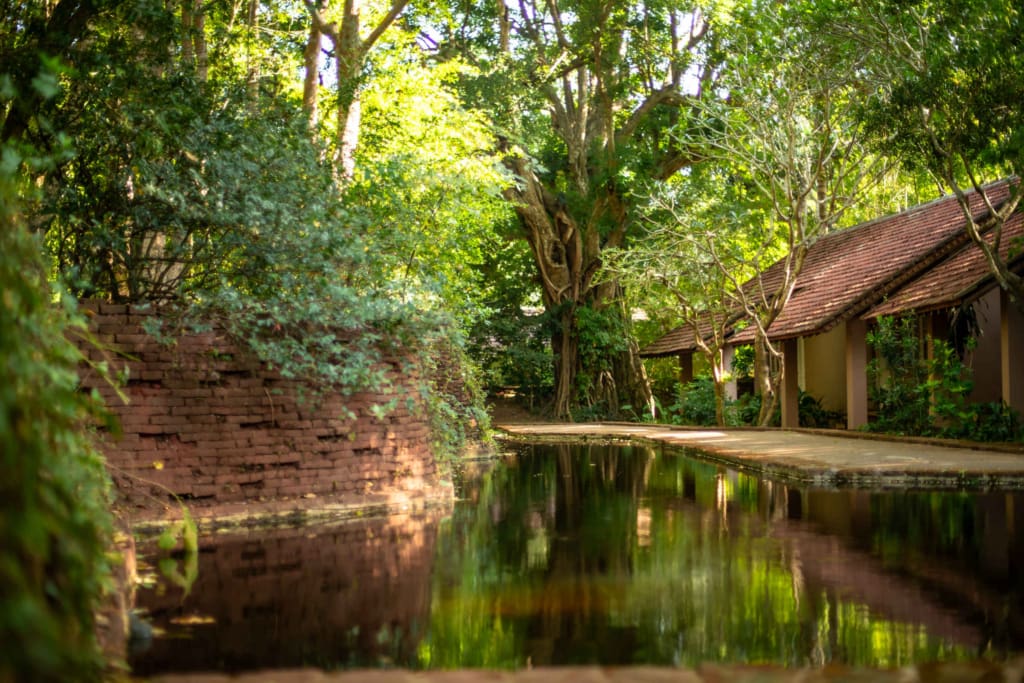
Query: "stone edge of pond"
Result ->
[[494, 426, 1024, 491], [118, 482, 456, 537], [145, 658, 1024, 683]]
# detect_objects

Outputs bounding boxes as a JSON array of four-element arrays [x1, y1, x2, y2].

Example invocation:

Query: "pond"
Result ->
[[129, 441, 1024, 676]]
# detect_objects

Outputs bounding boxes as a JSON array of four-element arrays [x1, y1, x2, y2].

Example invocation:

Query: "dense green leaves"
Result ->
[[0, 138, 113, 681]]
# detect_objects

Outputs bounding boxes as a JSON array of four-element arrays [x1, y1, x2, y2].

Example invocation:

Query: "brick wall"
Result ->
[[79, 301, 440, 505]]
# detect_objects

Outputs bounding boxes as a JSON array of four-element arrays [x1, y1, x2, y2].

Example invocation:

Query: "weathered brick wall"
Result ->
[[79, 301, 439, 504]]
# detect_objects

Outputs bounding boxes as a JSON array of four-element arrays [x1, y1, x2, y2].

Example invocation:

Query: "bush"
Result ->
[[799, 390, 843, 428], [677, 377, 720, 426], [1, 161, 114, 681], [866, 315, 1023, 442]]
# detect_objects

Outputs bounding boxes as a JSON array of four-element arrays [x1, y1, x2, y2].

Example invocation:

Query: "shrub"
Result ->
[[866, 315, 1022, 442], [678, 377, 720, 426], [1, 160, 114, 681]]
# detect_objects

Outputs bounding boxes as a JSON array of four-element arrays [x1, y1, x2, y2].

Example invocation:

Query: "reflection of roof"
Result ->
[[773, 519, 987, 648], [866, 211, 1024, 318], [643, 180, 1017, 355]]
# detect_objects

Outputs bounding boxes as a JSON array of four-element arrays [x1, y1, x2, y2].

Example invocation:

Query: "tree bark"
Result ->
[[302, 15, 321, 126], [503, 151, 652, 420], [304, 0, 409, 178], [754, 331, 779, 426], [244, 0, 258, 101]]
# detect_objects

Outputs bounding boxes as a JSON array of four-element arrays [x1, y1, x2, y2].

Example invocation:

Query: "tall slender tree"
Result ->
[[303, 0, 410, 177], [679, 2, 888, 424]]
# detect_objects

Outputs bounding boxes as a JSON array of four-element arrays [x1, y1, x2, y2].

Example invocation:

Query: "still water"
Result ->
[[129, 442, 1024, 675]]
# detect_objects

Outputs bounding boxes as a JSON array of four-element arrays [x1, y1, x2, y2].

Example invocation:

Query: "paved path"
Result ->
[[496, 423, 1024, 488]]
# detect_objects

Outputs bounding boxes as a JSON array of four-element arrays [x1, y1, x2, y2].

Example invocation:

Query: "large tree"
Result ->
[[436, 0, 735, 419], [822, 0, 1024, 307], [676, 2, 888, 424]]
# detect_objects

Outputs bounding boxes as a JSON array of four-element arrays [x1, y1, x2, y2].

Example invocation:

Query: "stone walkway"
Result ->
[[496, 423, 1024, 488]]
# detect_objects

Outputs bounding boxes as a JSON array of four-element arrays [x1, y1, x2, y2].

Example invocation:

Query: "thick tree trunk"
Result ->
[[503, 153, 651, 420], [551, 305, 578, 419]]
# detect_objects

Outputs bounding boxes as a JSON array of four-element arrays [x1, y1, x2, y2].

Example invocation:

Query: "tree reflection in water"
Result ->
[[131, 442, 1024, 674], [420, 442, 1024, 670]]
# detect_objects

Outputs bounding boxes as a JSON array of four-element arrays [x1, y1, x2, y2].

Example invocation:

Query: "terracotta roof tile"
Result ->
[[866, 211, 1024, 317], [728, 181, 1013, 343], [642, 180, 1016, 354], [640, 311, 738, 357]]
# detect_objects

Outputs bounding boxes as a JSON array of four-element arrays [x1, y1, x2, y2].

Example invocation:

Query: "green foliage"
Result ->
[[419, 332, 494, 467], [675, 377, 721, 427], [353, 53, 513, 325], [867, 316, 934, 435], [0, 144, 113, 680], [467, 235, 554, 404], [798, 390, 844, 429], [942, 402, 1023, 443], [866, 315, 1023, 441]]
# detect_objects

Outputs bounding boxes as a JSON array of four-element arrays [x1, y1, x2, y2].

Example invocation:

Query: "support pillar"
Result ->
[[723, 345, 738, 401], [1001, 290, 1024, 415], [678, 351, 694, 386], [781, 337, 800, 428], [846, 318, 869, 430]]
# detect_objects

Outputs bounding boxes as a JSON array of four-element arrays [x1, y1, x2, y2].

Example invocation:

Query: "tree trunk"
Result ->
[[244, 0, 258, 101], [305, 0, 409, 178], [710, 348, 726, 426], [181, 0, 193, 66], [754, 331, 779, 426], [334, 0, 362, 177], [503, 152, 651, 420], [193, 3, 207, 82], [302, 16, 321, 126], [551, 305, 578, 419]]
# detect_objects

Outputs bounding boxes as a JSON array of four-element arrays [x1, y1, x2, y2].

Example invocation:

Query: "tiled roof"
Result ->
[[728, 180, 1014, 343], [641, 180, 1016, 354], [640, 311, 739, 357], [865, 211, 1024, 318]]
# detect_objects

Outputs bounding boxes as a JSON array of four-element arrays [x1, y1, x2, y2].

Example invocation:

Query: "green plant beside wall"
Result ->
[[1, 151, 115, 681], [420, 332, 495, 471]]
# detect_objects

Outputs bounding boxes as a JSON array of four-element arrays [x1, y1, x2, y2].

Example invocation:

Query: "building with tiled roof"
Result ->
[[641, 180, 1024, 430]]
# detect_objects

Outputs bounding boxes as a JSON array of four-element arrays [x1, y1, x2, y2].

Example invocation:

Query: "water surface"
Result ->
[[130, 442, 1024, 674]]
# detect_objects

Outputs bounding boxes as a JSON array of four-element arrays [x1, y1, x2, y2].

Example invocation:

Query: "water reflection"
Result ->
[[130, 511, 441, 675], [131, 443, 1024, 674], [421, 442, 1023, 669]]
